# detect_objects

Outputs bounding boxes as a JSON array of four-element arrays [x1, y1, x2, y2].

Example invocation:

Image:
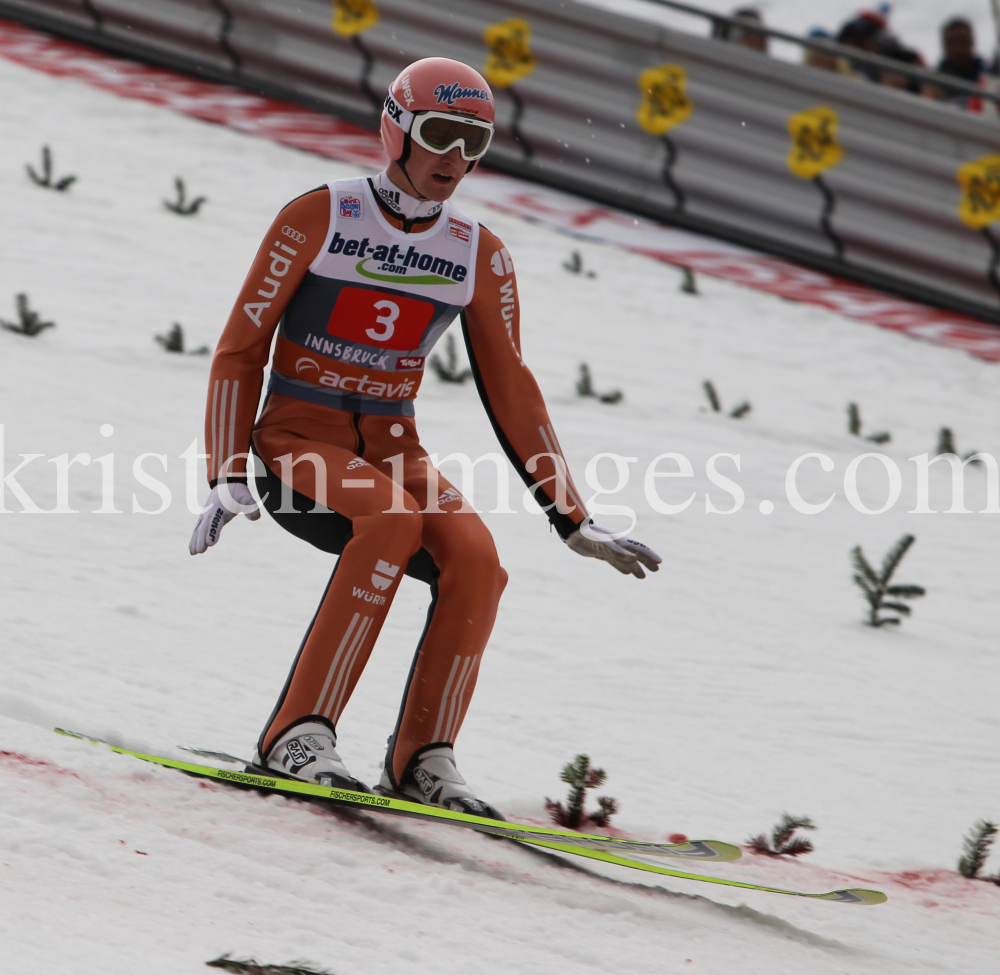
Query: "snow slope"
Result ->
[[1, 42, 999, 975]]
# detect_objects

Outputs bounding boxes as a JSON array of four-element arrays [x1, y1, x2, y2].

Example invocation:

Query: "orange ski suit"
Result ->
[[204, 179, 587, 784]]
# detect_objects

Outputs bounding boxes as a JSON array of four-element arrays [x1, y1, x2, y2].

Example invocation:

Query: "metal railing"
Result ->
[[631, 0, 1000, 105], [3, 0, 1000, 325]]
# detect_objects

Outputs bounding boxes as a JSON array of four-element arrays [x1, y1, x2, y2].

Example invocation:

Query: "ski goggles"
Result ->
[[410, 111, 494, 161]]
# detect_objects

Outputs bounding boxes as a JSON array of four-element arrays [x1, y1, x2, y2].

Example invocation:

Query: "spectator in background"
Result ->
[[877, 37, 927, 93], [803, 27, 854, 75], [712, 7, 768, 54], [937, 18, 984, 81], [934, 18, 988, 109], [829, 8, 934, 97], [836, 8, 886, 53], [836, 9, 888, 80]]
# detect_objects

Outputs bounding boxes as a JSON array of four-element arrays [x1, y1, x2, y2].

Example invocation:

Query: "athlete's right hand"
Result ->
[[189, 483, 261, 555]]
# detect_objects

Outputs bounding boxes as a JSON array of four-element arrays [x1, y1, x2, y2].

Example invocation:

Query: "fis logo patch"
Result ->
[[371, 559, 400, 591], [448, 217, 472, 243], [339, 195, 362, 219]]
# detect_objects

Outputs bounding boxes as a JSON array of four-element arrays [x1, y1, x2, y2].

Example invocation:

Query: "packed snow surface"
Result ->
[[1, 38, 999, 975]]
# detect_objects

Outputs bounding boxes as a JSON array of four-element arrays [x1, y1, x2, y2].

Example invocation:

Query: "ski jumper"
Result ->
[[205, 175, 588, 784]]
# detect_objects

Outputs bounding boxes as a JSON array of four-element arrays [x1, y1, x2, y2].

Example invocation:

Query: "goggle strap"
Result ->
[[384, 92, 416, 133]]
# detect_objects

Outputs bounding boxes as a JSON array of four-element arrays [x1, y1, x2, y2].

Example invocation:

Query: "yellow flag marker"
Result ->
[[483, 18, 536, 89], [787, 106, 843, 179], [957, 155, 1000, 229], [636, 64, 694, 136], [331, 0, 378, 38]]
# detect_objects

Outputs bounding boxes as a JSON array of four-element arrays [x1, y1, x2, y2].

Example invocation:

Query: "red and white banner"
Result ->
[[4, 17, 1000, 362]]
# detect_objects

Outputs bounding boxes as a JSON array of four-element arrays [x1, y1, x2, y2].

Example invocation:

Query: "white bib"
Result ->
[[269, 176, 480, 416]]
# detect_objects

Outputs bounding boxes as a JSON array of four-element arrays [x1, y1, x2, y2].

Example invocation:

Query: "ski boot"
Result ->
[[249, 720, 369, 792], [377, 743, 504, 820]]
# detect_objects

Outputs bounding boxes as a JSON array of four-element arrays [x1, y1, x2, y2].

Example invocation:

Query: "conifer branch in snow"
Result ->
[[747, 814, 816, 857], [702, 380, 750, 418], [545, 754, 618, 830], [1, 294, 54, 336], [935, 427, 983, 466], [957, 819, 1000, 884], [852, 535, 925, 627], [429, 333, 472, 384], [562, 250, 596, 277], [164, 177, 207, 215], [206, 954, 332, 975], [577, 364, 622, 404], [26, 145, 76, 191], [156, 322, 209, 355], [846, 402, 890, 443]]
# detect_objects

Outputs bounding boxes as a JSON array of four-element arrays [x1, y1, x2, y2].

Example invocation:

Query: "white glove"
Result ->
[[565, 522, 662, 579], [189, 483, 260, 555]]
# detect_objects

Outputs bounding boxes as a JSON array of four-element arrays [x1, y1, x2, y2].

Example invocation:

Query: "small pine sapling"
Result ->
[[589, 794, 619, 828], [206, 955, 332, 975], [26, 145, 76, 191], [848, 401, 862, 436], [702, 380, 750, 418], [847, 402, 890, 443], [680, 266, 698, 294], [429, 333, 472, 383], [748, 814, 816, 857], [957, 819, 1000, 884], [577, 363, 622, 404], [164, 177, 207, 215], [936, 427, 982, 466], [562, 250, 596, 278], [1, 294, 55, 336], [544, 754, 618, 830], [852, 534, 926, 627], [155, 323, 209, 355]]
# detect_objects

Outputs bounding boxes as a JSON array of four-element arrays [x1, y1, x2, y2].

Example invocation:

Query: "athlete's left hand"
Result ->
[[565, 522, 662, 579]]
